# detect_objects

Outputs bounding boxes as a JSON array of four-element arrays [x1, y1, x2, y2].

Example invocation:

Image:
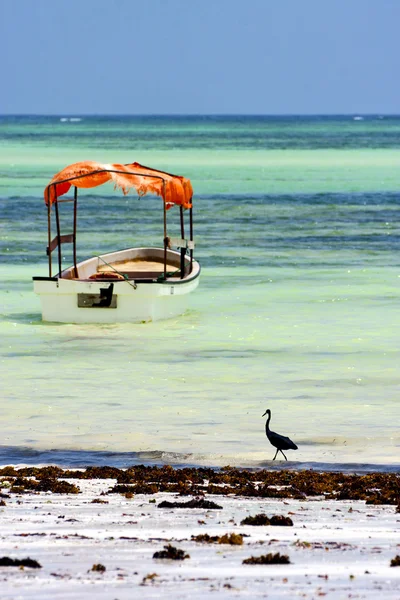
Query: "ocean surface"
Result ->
[[1, 115, 399, 472]]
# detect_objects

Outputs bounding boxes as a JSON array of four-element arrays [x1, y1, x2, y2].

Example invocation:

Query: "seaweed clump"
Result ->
[[241, 513, 293, 526], [241, 514, 271, 526], [270, 515, 294, 526], [141, 572, 158, 585], [108, 483, 159, 495], [0, 556, 42, 568], [153, 545, 190, 560], [243, 552, 290, 565], [35, 478, 80, 494], [91, 563, 106, 572], [192, 533, 243, 545], [158, 498, 222, 510], [10, 477, 79, 495], [390, 555, 400, 567]]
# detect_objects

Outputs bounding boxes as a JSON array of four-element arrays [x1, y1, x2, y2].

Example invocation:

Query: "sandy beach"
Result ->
[[0, 466, 399, 599]]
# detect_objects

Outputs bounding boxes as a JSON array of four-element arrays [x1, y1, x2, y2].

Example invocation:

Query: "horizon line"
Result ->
[[1, 112, 400, 118]]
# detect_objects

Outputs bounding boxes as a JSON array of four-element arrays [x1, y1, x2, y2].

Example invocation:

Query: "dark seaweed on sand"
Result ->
[[158, 497, 222, 509], [241, 513, 271, 526], [153, 544, 190, 560], [109, 483, 159, 495], [390, 555, 400, 567], [0, 556, 42, 568], [91, 563, 106, 572], [243, 552, 290, 565], [8, 477, 80, 495], [192, 533, 244, 545], [1, 465, 399, 504], [240, 514, 293, 526]]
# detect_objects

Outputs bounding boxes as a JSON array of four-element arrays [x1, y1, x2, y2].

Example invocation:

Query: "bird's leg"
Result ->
[[280, 449, 288, 461], [272, 448, 279, 460]]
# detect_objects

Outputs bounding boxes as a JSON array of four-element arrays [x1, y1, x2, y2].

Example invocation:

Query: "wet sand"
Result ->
[[0, 466, 399, 599]]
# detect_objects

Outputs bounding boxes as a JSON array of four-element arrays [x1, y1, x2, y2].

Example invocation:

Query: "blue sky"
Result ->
[[2, 0, 400, 114]]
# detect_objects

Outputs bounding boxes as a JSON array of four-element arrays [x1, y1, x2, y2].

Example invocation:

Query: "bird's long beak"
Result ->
[[261, 410, 268, 417]]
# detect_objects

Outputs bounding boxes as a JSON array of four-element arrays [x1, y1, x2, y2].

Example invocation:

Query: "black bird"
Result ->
[[262, 409, 298, 461]]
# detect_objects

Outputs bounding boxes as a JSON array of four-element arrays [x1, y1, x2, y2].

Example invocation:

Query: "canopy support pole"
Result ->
[[189, 199, 193, 274], [163, 181, 167, 278], [47, 187, 52, 277], [54, 197, 62, 276], [73, 186, 78, 278], [179, 206, 185, 279]]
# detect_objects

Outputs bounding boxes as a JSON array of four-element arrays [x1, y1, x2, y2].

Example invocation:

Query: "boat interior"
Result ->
[[60, 247, 197, 282]]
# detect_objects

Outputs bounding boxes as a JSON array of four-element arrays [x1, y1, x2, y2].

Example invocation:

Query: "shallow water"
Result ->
[[1, 115, 399, 471]]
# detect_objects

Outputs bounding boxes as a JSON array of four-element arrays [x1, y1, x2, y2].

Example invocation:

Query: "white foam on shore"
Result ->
[[0, 478, 399, 599]]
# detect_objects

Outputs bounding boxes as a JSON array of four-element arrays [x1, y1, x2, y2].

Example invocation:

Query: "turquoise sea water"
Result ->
[[1, 115, 399, 471]]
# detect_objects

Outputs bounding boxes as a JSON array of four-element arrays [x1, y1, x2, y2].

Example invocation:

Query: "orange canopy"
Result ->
[[44, 161, 193, 209]]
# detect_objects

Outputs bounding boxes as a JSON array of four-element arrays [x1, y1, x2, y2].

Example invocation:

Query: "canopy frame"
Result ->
[[45, 167, 194, 280]]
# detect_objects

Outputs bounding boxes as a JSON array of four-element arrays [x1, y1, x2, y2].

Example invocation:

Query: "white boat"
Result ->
[[33, 161, 200, 323]]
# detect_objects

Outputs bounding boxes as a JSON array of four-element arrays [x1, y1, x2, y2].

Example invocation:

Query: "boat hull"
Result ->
[[33, 247, 200, 324]]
